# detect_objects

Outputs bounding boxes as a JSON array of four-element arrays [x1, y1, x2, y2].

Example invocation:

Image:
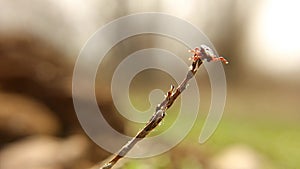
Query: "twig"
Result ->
[[99, 45, 228, 169]]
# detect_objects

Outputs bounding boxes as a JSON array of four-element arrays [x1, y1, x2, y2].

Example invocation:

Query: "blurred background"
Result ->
[[0, 0, 299, 169]]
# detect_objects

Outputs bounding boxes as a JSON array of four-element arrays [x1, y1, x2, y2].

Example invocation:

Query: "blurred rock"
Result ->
[[209, 144, 262, 169], [0, 34, 78, 133], [0, 34, 72, 88], [0, 135, 90, 169], [0, 31, 125, 167], [0, 92, 60, 140], [0, 34, 124, 135]]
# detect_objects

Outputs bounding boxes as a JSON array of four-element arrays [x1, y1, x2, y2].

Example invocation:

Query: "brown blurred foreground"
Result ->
[[0, 34, 124, 169]]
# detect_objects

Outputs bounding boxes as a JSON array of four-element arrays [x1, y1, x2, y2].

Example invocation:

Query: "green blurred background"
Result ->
[[0, 0, 299, 169]]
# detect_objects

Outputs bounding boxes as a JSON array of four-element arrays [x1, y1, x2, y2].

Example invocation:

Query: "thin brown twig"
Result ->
[[98, 45, 228, 169]]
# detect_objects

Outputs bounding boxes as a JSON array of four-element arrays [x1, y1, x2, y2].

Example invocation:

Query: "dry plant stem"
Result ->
[[99, 46, 228, 169], [100, 61, 203, 169]]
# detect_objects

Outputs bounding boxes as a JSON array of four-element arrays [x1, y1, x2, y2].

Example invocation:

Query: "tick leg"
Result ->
[[210, 56, 228, 64], [218, 57, 229, 64]]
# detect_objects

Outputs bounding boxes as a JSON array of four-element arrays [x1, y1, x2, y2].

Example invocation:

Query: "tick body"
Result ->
[[189, 45, 229, 64]]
